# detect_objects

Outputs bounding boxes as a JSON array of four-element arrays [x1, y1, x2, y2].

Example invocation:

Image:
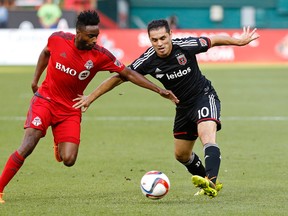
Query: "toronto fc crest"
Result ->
[[176, 54, 187, 65], [85, 60, 94, 70]]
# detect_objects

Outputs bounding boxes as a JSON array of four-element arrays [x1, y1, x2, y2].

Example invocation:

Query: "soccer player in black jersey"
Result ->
[[73, 19, 259, 197]]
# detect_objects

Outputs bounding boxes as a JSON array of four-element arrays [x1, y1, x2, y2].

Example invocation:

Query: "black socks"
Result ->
[[182, 152, 206, 177], [181, 144, 221, 184], [204, 144, 221, 184]]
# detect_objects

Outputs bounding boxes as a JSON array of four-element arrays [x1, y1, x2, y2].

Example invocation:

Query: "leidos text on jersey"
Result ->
[[166, 67, 191, 80]]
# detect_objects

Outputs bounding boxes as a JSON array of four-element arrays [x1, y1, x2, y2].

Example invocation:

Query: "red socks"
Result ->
[[0, 151, 25, 193]]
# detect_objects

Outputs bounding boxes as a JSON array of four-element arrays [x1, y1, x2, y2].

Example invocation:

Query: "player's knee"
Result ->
[[63, 159, 75, 167], [62, 155, 77, 167]]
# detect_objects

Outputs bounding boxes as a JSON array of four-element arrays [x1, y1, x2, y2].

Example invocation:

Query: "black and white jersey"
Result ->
[[129, 37, 214, 106]]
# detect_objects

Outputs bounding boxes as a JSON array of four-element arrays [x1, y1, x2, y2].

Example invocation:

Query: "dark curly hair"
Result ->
[[76, 10, 100, 29], [147, 19, 170, 36]]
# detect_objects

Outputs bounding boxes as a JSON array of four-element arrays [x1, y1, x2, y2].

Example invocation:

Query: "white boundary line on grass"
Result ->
[[0, 116, 288, 121]]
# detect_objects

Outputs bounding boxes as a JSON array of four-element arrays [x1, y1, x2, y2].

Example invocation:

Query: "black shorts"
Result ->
[[173, 89, 221, 141]]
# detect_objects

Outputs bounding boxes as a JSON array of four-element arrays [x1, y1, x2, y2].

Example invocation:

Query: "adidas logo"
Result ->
[[155, 68, 162, 73], [60, 52, 67, 58], [156, 74, 165, 79]]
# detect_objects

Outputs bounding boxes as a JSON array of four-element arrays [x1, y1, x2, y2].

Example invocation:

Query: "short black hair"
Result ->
[[76, 10, 100, 29], [147, 19, 170, 36]]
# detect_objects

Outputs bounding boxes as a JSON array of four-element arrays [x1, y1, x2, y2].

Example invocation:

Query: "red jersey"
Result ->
[[37, 31, 125, 111]]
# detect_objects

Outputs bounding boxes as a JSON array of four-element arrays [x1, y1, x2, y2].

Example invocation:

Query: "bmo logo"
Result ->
[[56, 62, 77, 76], [55, 62, 90, 80]]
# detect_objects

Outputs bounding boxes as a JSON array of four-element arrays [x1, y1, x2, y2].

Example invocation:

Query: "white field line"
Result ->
[[0, 116, 288, 121]]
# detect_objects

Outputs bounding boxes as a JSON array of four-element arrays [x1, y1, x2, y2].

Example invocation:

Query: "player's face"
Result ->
[[149, 27, 172, 58], [75, 25, 100, 50]]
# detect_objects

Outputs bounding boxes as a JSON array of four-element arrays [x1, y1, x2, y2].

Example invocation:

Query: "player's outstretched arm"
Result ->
[[31, 46, 50, 93], [210, 26, 260, 47], [73, 67, 179, 112], [120, 67, 179, 104], [73, 74, 124, 112]]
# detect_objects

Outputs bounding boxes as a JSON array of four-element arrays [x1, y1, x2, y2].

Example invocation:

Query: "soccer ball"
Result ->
[[140, 171, 170, 200]]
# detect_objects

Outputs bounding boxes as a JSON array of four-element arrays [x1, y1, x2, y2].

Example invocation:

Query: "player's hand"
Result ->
[[159, 89, 179, 104], [31, 82, 38, 93], [238, 26, 260, 46], [72, 94, 91, 112]]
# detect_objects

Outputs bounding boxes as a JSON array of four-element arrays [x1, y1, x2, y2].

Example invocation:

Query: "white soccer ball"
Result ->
[[140, 171, 170, 200]]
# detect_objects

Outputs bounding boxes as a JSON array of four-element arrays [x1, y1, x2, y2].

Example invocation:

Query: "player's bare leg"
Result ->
[[197, 120, 221, 183], [54, 142, 63, 162], [174, 139, 206, 177], [17, 128, 43, 157], [57, 142, 79, 167], [0, 128, 42, 203], [192, 120, 222, 197]]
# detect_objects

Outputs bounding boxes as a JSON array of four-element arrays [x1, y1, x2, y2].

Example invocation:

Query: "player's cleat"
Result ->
[[54, 142, 63, 162], [192, 175, 218, 197], [194, 189, 205, 196], [0, 193, 5, 204], [215, 181, 223, 191], [194, 180, 223, 196]]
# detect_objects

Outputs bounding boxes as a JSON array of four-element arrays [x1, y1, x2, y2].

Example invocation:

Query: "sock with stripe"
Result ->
[[0, 151, 25, 193], [204, 144, 221, 184], [182, 152, 206, 177]]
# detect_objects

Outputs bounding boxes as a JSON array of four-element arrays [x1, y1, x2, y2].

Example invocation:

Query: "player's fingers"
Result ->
[[72, 103, 80, 108], [81, 107, 88, 112], [72, 101, 84, 108], [243, 26, 247, 34], [247, 26, 250, 33], [72, 94, 86, 101], [166, 90, 179, 102], [173, 97, 180, 104], [163, 90, 170, 95], [251, 28, 258, 37], [169, 94, 179, 103], [166, 90, 172, 95]]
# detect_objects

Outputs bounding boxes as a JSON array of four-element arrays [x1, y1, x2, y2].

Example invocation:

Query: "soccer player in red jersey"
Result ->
[[0, 11, 178, 204], [73, 20, 259, 197]]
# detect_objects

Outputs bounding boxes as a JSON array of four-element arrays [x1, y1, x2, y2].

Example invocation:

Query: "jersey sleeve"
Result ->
[[175, 36, 211, 55], [193, 37, 211, 54], [47, 32, 57, 51], [128, 47, 154, 75], [47, 31, 68, 51], [197, 37, 211, 52], [96, 46, 126, 73]]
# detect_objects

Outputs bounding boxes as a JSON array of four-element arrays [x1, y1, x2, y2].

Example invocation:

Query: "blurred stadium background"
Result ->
[[2, 0, 288, 29], [0, 0, 288, 65], [0, 2, 288, 215]]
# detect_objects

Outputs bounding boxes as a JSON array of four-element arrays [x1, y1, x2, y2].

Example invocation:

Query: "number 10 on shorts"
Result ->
[[198, 107, 209, 119]]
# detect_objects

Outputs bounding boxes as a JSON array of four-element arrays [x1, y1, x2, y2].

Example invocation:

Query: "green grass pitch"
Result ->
[[0, 64, 287, 215]]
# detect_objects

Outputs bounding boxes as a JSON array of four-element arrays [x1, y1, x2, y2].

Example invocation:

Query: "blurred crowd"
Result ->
[[0, 0, 179, 30], [0, 0, 9, 28], [0, 0, 95, 29]]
